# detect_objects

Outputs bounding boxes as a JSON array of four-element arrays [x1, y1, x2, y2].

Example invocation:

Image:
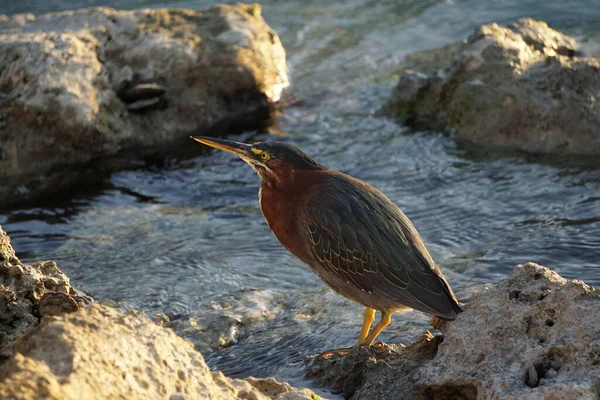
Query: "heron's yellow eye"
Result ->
[[260, 151, 270, 161]]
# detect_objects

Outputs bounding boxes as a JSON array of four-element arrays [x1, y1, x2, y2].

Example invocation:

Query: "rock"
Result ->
[[161, 289, 285, 354], [0, 225, 91, 351], [0, 304, 317, 400], [382, 18, 600, 155], [306, 262, 600, 399], [0, 228, 19, 265], [0, 226, 316, 399], [0, 4, 288, 206], [38, 292, 80, 317]]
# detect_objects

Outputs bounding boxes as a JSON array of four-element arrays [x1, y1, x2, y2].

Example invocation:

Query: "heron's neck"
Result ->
[[259, 168, 324, 202], [258, 169, 324, 251], [258, 162, 295, 190]]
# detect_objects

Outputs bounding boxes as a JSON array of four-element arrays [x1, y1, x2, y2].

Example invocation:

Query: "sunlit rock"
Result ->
[[306, 262, 600, 399], [0, 225, 315, 400], [383, 18, 600, 155], [0, 4, 288, 206], [0, 225, 91, 358], [0, 304, 316, 400]]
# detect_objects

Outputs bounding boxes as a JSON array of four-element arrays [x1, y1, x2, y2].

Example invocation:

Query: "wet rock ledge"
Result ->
[[0, 4, 288, 206], [382, 18, 600, 155], [307, 262, 600, 399], [0, 226, 315, 400]]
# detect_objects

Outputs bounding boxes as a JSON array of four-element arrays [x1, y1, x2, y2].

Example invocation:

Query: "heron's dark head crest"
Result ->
[[251, 141, 323, 171]]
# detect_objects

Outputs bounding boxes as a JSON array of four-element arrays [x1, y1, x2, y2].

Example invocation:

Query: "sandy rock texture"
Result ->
[[0, 225, 90, 359], [307, 262, 600, 399], [0, 225, 316, 399], [382, 18, 600, 155], [0, 304, 316, 400], [0, 4, 288, 205]]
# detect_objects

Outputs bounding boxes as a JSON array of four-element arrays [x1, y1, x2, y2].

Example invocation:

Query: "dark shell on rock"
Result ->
[[117, 74, 168, 113], [118, 82, 167, 103], [39, 292, 80, 317], [126, 97, 167, 112]]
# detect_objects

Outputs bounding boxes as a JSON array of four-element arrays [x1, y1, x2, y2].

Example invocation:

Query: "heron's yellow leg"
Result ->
[[358, 308, 376, 344], [360, 310, 392, 346], [318, 309, 388, 358]]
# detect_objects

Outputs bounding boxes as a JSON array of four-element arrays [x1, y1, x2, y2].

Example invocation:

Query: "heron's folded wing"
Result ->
[[305, 175, 460, 318]]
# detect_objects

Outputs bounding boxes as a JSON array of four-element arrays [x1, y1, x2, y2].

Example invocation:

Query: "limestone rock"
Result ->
[[0, 227, 18, 265], [306, 262, 600, 399], [383, 18, 600, 155], [0, 4, 288, 206], [0, 225, 91, 354], [0, 304, 316, 400], [0, 227, 316, 400]]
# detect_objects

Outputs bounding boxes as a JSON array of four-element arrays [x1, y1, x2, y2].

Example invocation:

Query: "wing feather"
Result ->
[[305, 173, 461, 318]]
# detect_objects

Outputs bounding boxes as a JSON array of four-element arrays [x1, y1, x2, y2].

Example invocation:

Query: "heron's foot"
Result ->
[[317, 347, 352, 359], [355, 341, 386, 350], [317, 341, 388, 359]]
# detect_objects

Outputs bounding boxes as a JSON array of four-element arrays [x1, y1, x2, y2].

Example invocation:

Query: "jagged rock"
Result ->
[[382, 18, 600, 155], [0, 228, 18, 265], [0, 226, 316, 399], [306, 262, 600, 399], [0, 225, 91, 355], [0, 304, 317, 400], [0, 4, 288, 206]]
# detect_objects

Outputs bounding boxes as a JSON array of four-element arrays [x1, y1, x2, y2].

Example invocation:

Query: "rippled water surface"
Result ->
[[2, 0, 600, 394]]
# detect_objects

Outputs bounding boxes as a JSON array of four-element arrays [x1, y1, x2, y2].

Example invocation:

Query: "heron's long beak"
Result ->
[[191, 136, 253, 162]]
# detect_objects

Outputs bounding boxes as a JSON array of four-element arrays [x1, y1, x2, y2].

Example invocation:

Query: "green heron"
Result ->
[[192, 136, 462, 350]]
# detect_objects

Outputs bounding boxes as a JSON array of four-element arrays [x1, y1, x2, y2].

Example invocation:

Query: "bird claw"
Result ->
[[317, 341, 387, 359]]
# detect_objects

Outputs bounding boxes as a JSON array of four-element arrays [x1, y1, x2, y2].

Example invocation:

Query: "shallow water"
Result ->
[[2, 0, 600, 394]]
